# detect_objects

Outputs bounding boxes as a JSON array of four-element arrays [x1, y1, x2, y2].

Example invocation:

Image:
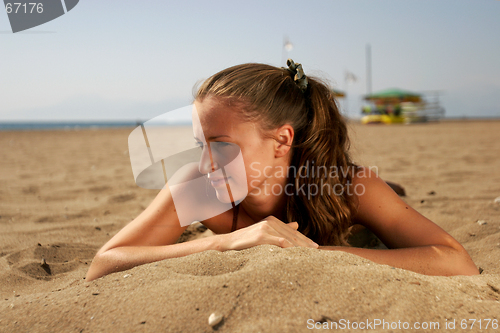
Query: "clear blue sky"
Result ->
[[1, 0, 499, 121]]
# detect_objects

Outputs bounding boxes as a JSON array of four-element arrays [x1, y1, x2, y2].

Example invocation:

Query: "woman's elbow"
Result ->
[[85, 252, 108, 282], [437, 237, 480, 276], [445, 245, 480, 276], [455, 252, 480, 276], [461, 265, 480, 276]]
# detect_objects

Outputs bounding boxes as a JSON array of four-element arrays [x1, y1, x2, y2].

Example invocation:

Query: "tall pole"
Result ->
[[344, 75, 349, 116], [281, 36, 287, 66], [366, 44, 372, 95]]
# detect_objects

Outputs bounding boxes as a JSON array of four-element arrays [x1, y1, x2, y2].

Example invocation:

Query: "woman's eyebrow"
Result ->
[[207, 135, 231, 140], [193, 135, 231, 141]]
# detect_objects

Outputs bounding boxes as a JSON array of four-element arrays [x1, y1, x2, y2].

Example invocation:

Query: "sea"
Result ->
[[0, 121, 192, 131], [1, 117, 498, 131]]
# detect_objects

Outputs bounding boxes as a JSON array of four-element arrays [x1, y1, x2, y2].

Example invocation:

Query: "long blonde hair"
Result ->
[[195, 63, 360, 246]]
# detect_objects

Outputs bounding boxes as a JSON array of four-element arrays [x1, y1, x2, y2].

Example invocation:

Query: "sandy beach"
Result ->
[[1, 120, 499, 332]]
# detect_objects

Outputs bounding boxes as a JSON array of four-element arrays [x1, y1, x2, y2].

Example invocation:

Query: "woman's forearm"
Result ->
[[319, 245, 480, 276], [86, 235, 223, 282]]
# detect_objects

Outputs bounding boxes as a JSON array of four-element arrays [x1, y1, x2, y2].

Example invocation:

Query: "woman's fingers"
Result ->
[[279, 221, 318, 248], [262, 217, 318, 248], [278, 237, 295, 248], [226, 216, 319, 251]]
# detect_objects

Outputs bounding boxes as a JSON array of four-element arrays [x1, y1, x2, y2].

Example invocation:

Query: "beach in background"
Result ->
[[1, 120, 499, 332]]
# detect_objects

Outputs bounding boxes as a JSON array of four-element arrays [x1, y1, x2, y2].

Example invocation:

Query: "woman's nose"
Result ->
[[198, 144, 218, 174]]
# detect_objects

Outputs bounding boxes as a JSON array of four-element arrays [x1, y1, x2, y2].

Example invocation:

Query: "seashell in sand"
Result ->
[[208, 312, 223, 327]]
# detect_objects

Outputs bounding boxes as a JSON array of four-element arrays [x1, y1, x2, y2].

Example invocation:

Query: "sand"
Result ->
[[1, 120, 499, 332]]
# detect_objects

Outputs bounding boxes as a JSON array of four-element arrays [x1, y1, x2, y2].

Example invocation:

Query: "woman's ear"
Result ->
[[274, 124, 294, 158]]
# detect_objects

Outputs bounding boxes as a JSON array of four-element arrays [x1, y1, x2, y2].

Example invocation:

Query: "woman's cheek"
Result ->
[[246, 163, 264, 184]]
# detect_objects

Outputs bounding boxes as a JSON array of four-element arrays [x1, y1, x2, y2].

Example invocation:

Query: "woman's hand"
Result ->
[[216, 216, 319, 251]]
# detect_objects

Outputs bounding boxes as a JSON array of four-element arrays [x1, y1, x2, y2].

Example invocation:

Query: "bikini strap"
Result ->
[[230, 204, 239, 232]]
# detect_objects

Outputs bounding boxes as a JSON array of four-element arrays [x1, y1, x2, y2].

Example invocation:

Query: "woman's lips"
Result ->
[[210, 177, 231, 188]]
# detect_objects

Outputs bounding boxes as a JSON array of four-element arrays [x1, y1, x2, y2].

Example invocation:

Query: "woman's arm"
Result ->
[[86, 235, 221, 281], [320, 167, 479, 276], [86, 186, 194, 281], [86, 186, 318, 281]]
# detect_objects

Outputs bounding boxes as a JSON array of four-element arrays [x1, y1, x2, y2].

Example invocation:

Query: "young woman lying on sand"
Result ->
[[86, 60, 479, 281]]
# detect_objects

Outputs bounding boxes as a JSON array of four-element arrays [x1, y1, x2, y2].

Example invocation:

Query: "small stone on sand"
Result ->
[[476, 220, 487, 225], [208, 312, 223, 327]]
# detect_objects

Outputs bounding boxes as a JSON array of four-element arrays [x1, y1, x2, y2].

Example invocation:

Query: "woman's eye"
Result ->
[[215, 142, 230, 147]]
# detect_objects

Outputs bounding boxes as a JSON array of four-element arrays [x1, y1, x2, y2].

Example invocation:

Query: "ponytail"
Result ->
[[287, 77, 360, 246]]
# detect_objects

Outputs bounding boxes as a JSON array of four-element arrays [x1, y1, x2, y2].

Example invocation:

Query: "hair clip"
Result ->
[[285, 58, 308, 92]]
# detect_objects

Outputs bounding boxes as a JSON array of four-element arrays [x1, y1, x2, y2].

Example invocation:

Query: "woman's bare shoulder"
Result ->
[[351, 165, 379, 182], [350, 166, 409, 223]]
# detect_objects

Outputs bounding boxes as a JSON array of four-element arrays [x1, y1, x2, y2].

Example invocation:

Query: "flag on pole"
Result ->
[[283, 37, 293, 52], [345, 71, 357, 84]]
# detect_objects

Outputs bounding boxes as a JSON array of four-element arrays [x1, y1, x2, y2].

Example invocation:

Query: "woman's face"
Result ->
[[193, 97, 279, 204]]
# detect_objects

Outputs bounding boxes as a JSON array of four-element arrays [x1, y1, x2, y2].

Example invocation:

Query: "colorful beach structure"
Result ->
[[361, 88, 445, 124], [332, 89, 346, 98]]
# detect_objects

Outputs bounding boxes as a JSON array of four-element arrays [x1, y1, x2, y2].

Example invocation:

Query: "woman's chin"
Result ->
[[214, 187, 247, 204], [214, 192, 233, 204]]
